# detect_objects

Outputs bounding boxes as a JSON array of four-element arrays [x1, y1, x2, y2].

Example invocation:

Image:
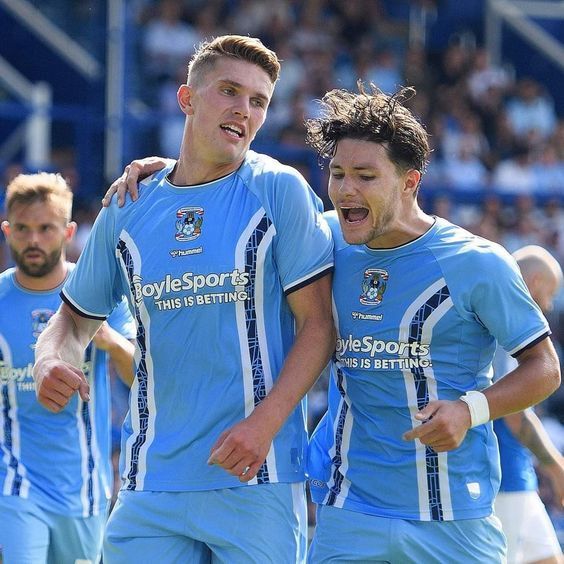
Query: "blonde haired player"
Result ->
[[0, 172, 135, 563]]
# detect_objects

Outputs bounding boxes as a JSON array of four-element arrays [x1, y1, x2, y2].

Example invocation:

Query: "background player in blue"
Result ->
[[33, 35, 334, 563], [0, 172, 135, 563], [493, 245, 564, 564], [304, 84, 561, 563]]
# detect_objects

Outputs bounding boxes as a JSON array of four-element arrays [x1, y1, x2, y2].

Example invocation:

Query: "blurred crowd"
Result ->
[[1, 0, 563, 534], [3, 0, 564, 264], [129, 0, 564, 264]]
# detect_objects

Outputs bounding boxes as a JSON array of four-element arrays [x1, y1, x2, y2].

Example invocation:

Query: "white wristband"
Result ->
[[459, 391, 490, 428]]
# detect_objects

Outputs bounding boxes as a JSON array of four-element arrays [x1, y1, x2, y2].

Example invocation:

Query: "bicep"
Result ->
[[286, 273, 333, 331], [515, 336, 559, 371]]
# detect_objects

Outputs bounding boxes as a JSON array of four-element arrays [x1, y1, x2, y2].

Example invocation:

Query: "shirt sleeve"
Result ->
[[62, 204, 127, 319], [468, 245, 550, 356], [270, 168, 334, 294]]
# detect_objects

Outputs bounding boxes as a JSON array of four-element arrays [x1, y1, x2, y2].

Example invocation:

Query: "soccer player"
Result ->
[[0, 172, 135, 563], [33, 35, 334, 563], [493, 245, 564, 564], [303, 84, 561, 562]]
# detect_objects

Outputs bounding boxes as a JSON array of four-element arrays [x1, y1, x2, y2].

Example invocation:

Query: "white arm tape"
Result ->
[[459, 390, 490, 428]]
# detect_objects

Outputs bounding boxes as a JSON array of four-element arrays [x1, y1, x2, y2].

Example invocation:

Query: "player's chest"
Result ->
[[333, 251, 449, 336], [121, 197, 271, 270]]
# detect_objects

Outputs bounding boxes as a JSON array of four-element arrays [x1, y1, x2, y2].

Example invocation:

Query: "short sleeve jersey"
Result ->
[[308, 213, 549, 521], [62, 151, 334, 492], [0, 265, 135, 517]]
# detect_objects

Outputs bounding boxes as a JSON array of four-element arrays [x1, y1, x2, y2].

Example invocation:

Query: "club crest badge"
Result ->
[[360, 269, 388, 306], [31, 309, 55, 338], [175, 207, 204, 242]]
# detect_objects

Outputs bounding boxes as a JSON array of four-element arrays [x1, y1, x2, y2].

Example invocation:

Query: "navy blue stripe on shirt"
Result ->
[[409, 284, 451, 521], [1, 384, 23, 496], [118, 238, 150, 491], [81, 344, 95, 515], [327, 367, 348, 506], [244, 213, 272, 484]]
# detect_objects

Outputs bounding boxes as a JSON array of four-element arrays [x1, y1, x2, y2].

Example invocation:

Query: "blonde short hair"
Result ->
[[5, 172, 73, 222]]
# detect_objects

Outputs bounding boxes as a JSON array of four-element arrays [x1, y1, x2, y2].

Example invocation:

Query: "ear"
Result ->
[[65, 221, 77, 243], [177, 84, 194, 116], [403, 169, 421, 196], [1, 220, 10, 238]]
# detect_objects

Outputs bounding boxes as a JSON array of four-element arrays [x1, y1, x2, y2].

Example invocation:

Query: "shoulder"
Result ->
[[0, 267, 15, 282], [0, 268, 15, 295], [431, 217, 516, 271], [238, 151, 324, 219], [323, 210, 341, 236], [323, 210, 349, 250], [238, 151, 310, 191], [105, 166, 174, 217]]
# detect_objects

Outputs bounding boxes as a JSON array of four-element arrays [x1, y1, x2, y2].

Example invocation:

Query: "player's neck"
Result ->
[[172, 154, 243, 186], [15, 260, 69, 292], [367, 207, 434, 250]]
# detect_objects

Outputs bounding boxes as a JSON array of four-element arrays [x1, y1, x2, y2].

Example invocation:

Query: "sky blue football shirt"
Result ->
[[308, 213, 549, 521], [0, 265, 135, 517], [62, 151, 334, 492]]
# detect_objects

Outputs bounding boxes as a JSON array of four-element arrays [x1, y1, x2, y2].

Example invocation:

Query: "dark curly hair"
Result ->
[[306, 82, 430, 177]]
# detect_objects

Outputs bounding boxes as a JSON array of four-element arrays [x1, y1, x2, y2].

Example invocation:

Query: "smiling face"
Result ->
[[328, 138, 422, 248], [178, 57, 274, 176]]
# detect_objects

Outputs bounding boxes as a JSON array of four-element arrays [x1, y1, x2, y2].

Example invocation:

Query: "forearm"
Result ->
[[513, 410, 563, 467], [252, 316, 335, 436], [33, 304, 102, 411], [106, 336, 136, 387], [34, 304, 100, 371]]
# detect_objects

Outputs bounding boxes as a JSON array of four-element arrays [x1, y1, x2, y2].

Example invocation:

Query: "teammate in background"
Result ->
[[34, 35, 334, 563], [302, 84, 560, 562], [493, 245, 564, 564], [0, 173, 135, 563]]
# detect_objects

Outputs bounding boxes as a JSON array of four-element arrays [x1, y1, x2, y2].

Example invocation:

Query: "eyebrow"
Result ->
[[219, 79, 271, 104], [329, 164, 376, 171]]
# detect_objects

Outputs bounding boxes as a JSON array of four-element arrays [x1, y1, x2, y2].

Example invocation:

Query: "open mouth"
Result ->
[[341, 207, 369, 223], [220, 124, 244, 138]]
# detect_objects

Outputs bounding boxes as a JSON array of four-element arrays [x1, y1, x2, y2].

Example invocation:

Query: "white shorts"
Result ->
[[495, 490, 562, 563]]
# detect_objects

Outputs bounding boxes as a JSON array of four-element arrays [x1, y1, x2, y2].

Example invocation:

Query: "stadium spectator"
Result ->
[[505, 77, 558, 143], [492, 143, 536, 195], [0, 172, 135, 563], [33, 35, 334, 563], [304, 83, 560, 562], [552, 121, 564, 161], [532, 144, 564, 196], [466, 47, 512, 103], [493, 245, 564, 564], [442, 140, 489, 191], [440, 111, 490, 163], [363, 46, 404, 95], [142, 0, 201, 103], [402, 44, 436, 95]]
